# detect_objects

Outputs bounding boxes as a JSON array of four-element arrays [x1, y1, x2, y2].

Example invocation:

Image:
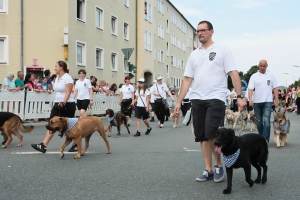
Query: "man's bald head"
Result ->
[[258, 59, 268, 74]]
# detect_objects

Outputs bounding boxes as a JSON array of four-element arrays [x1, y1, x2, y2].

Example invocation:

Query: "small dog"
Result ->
[[225, 110, 236, 129], [249, 111, 257, 132], [239, 107, 248, 135], [45, 116, 111, 159], [105, 109, 130, 137], [214, 128, 269, 194], [170, 113, 180, 128], [232, 111, 241, 128], [273, 108, 290, 148], [0, 112, 34, 148]]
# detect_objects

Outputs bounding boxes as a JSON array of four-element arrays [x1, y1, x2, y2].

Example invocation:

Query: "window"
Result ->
[[95, 47, 103, 69], [111, 52, 118, 71], [77, 0, 86, 22], [144, 1, 152, 22], [0, 36, 8, 64], [76, 41, 86, 66], [167, 20, 169, 33], [158, 49, 164, 63], [0, 0, 7, 13], [177, 37, 181, 49], [171, 55, 174, 67], [157, 24, 164, 39], [177, 17, 181, 30], [124, 0, 129, 7], [95, 7, 103, 29], [124, 57, 128, 73], [177, 58, 181, 68], [144, 30, 152, 51], [167, 42, 169, 56], [111, 15, 118, 35], [124, 22, 129, 40], [157, 0, 164, 14]]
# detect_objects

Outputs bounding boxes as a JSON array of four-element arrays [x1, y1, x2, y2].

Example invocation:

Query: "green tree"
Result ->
[[227, 65, 258, 90]]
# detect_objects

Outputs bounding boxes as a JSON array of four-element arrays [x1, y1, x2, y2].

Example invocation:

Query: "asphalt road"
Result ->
[[0, 112, 300, 200]]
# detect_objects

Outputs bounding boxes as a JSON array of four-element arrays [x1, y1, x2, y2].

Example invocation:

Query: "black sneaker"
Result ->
[[145, 127, 152, 135], [68, 144, 78, 152], [31, 143, 47, 153], [150, 117, 155, 122], [127, 124, 130, 127], [134, 131, 141, 137], [165, 117, 169, 121]]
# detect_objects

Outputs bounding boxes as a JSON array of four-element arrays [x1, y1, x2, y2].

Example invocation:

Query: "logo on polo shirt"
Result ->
[[128, 88, 130, 90], [209, 52, 216, 61], [267, 80, 270, 85]]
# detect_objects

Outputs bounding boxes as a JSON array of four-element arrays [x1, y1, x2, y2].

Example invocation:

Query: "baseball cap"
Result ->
[[138, 78, 145, 83], [156, 74, 163, 80]]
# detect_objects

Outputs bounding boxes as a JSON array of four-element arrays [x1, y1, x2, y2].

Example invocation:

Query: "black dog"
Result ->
[[214, 128, 268, 194]]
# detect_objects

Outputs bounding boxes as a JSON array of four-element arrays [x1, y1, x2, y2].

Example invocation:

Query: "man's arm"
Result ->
[[229, 70, 246, 110], [273, 87, 279, 107], [174, 77, 193, 115]]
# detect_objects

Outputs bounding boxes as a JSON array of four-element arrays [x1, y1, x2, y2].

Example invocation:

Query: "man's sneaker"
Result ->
[[196, 170, 214, 182], [31, 143, 47, 153], [134, 131, 141, 137], [145, 128, 152, 135], [68, 144, 78, 152], [160, 124, 164, 128], [214, 165, 225, 183]]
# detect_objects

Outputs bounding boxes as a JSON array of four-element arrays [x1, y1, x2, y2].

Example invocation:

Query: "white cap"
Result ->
[[138, 78, 145, 83], [156, 74, 163, 80]]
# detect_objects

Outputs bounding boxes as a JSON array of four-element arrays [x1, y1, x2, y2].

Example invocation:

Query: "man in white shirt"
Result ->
[[248, 59, 278, 143], [174, 21, 246, 183]]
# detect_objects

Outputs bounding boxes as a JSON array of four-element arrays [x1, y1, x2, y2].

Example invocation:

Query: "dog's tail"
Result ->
[[18, 119, 34, 133]]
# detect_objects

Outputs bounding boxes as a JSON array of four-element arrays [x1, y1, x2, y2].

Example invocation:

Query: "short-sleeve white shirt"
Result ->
[[184, 43, 237, 103], [135, 89, 150, 107], [75, 78, 92, 100], [149, 85, 156, 103], [248, 71, 278, 103], [121, 84, 134, 99], [151, 83, 169, 99], [53, 73, 75, 102]]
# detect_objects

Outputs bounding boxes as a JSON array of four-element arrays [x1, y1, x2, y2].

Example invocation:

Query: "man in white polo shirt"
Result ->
[[175, 20, 246, 183], [248, 59, 278, 143]]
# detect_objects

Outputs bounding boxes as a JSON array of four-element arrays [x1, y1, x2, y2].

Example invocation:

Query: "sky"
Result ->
[[170, 0, 300, 86]]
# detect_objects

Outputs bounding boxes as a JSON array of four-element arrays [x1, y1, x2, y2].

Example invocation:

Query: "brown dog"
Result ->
[[249, 111, 257, 132], [105, 109, 130, 137], [0, 112, 34, 148], [170, 113, 180, 128], [273, 109, 290, 148], [46, 116, 111, 159]]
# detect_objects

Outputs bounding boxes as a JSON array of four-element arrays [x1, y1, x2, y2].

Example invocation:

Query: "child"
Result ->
[[41, 77, 49, 91], [34, 83, 47, 92]]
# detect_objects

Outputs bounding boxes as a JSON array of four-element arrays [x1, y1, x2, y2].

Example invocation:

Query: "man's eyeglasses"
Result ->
[[196, 29, 211, 33]]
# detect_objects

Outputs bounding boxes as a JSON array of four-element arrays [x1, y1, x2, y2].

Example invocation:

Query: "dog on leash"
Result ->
[[105, 109, 130, 137], [170, 113, 180, 128], [0, 112, 34, 148], [225, 110, 236, 129], [273, 108, 290, 148], [239, 107, 248, 135], [214, 128, 269, 194], [45, 116, 111, 159], [249, 111, 257, 132]]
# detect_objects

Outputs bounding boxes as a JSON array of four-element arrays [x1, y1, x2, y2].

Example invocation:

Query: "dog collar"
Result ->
[[279, 121, 289, 131], [222, 148, 240, 168], [108, 116, 115, 122], [67, 118, 78, 132]]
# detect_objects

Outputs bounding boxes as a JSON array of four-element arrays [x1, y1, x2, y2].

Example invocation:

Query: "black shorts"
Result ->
[[76, 99, 90, 111], [135, 106, 150, 120], [150, 103, 156, 111], [191, 99, 225, 142], [50, 102, 76, 119]]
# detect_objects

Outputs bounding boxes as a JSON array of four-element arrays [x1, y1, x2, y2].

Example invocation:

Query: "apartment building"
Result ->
[[0, 0, 197, 87]]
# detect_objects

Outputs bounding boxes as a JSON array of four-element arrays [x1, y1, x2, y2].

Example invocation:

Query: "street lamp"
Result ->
[[283, 73, 296, 83], [292, 65, 300, 68], [278, 76, 287, 87]]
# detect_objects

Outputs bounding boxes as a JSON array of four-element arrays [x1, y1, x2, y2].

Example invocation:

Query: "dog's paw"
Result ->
[[223, 188, 232, 194], [262, 176, 267, 184], [117, 133, 120, 136], [17, 144, 22, 147], [74, 155, 81, 159], [1, 145, 6, 148], [108, 134, 111, 137], [249, 180, 254, 187], [60, 153, 64, 159], [107, 152, 111, 154]]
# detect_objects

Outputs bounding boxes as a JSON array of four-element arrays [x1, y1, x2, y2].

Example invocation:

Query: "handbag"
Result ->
[[138, 91, 150, 118], [155, 83, 163, 104]]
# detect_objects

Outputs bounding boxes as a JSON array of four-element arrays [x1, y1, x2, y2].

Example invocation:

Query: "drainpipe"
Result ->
[[20, 0, 24, 71], [135, 0, 138, 83]]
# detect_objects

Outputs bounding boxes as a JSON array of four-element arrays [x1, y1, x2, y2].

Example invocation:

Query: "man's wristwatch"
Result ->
[[237, 94, 245, 99]]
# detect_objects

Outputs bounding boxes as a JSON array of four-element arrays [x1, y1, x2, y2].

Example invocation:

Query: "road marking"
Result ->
[[11, 151, 97, 155], [183, 147, 201, 152]]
